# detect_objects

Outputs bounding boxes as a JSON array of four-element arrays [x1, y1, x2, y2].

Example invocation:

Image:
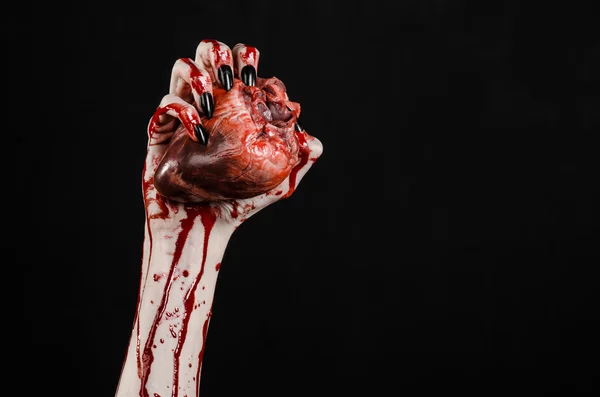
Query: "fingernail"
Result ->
[[194, 124, 208, 145], [241, 65, 256, 86], [200, 92, 214, 119], [218, 65, 233, 91]]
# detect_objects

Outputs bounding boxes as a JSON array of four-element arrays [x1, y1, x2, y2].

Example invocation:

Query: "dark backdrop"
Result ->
[[14, 1, 598, 396]]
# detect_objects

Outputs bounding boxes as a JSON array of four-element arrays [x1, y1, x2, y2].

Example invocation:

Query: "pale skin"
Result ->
[[115, 39, 323, 397]]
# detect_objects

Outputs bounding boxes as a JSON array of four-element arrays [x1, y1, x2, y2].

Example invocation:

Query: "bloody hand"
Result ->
[[116, 40, 323, 397], [144, 39, 322, 216]]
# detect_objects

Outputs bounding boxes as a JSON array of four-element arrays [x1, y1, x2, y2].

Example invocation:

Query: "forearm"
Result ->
[[116, 207, 234, 397]]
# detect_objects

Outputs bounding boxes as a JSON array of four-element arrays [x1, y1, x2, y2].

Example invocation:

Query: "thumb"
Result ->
[[280, 131, 323, 199]]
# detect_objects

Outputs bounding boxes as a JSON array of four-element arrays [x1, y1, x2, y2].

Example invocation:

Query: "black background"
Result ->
[[14, 1, 599, 396]]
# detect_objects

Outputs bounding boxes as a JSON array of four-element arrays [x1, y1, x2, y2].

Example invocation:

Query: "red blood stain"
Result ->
[[215, 262, 221, 271], [182, 270, 189, 277], [202, 39, 232, 69], [230, 202, 239, 219], [240, 46, 257, 66], [149, 103, 199, 144], [139, 206, 200, 397], [282, 132, 310, 199], [172, 205, 217, 397], [138, 161, 170, 377], [180, 58, 210, 93], [195, 311, 212, 397], [142, 163, 170, 222]]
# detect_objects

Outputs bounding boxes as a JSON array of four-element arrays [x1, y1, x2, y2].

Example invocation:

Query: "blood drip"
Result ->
[[138, 203, 216, 397], [282, 131, 310, 199], [171, 206, 216, 397]]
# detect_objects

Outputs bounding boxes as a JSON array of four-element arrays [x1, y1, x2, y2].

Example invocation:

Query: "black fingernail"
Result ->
[[194, 124, 208, 145], [241, 65, 256, 86], [218, 65, 233, 91], [200, 92, 214, 119]]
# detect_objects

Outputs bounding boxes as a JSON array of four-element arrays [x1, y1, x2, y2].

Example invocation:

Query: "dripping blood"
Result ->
[[139, 206, 201, 397], [282, 132, 310, 199], [171, 205, 217, 397]]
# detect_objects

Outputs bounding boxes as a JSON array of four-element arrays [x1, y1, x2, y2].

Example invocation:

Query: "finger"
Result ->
[[169, 58, 214, 119], [281, 131, 324, 199], [232, 43, 260, 87], [148, 94, 208, 145], [195, 39, 234, 91]]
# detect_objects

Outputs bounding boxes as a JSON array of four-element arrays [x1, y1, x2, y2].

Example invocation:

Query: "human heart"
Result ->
[[154, 77, 302, 202]]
